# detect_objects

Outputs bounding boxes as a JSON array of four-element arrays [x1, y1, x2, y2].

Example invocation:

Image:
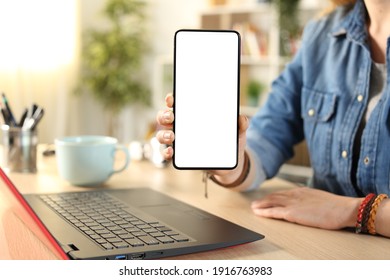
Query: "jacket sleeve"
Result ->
[[246, 20, 318, 179]]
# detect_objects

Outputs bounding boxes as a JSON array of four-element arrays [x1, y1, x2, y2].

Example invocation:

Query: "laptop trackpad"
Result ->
[[140, 204, 213, 221]]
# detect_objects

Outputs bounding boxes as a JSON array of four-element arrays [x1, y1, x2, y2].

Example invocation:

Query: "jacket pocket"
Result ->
[[301, 87, 337, 174]]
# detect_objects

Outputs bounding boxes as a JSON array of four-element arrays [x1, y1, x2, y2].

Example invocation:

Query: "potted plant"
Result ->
[[76, 0, 150, 136], [247, 80, 265, 106]]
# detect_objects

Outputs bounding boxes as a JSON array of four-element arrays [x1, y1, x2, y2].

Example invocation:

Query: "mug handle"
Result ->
[[111, 144, 130, 174]]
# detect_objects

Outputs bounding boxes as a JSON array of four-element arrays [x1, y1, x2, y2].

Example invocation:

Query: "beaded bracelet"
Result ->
[[367, 194, 388, 235], [360, 194, 377, 234], [355, 193, 375, 234]]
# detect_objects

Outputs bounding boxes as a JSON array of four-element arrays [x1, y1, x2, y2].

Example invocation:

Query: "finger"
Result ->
[[156, 130, 175, 145], [251, 206, 287, 220], [162, 146, 174, 160], [165, 93, 174, 108], [251, 193, 289, 209], [156, 109, 174, 128], [251, 199, 282, 210]]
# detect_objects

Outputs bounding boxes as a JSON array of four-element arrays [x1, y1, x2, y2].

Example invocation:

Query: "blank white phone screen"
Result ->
[[173, 30, 240, 169]]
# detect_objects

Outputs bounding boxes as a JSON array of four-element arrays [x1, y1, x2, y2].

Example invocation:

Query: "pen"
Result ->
[[22, 104, 38, 129], [0, 101, 10, 125], [1, 92, 17, 127], [30, 107, 44, 130], [23, 106, 44, 130], [25, 103, 38, 121], [19, 108, 28, 127]]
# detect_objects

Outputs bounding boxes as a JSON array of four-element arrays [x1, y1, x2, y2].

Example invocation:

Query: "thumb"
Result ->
[[238, 115, 249, 135]]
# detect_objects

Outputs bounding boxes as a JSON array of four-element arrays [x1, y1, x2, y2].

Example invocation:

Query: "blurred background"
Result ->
[[0, 0, 325, 148]]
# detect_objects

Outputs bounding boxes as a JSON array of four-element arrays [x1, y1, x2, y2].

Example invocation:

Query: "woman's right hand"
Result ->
[[155, 93, 175, 159], [156, 93, 250, 186]]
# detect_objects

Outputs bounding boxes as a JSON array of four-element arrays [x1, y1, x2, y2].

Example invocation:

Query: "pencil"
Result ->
[[1, 93, 17, 127]]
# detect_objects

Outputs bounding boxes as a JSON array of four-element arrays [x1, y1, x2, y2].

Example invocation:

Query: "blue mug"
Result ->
[[55, 135, 130, 186]]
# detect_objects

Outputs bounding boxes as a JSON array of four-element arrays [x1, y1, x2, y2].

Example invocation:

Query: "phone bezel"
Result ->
[[172, 29, 241, 170]]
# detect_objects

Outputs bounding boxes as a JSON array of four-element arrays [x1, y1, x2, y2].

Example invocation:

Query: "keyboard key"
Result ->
[[131, 220, 145, 226], [95, 238, 107, 244], [126, 239, 145, 247], [114, 219, 128, 226], [101, 243, 114, 250], [95, 229, 110, 235], [164, 230, 179, 236], [137, 224, 151, 229], [132, 231, 147, 237], [144, 228, 158, 233], [150, 231, 165, 238], [107, 225, 122, 231], [90, 225, 104, 231], [171, 235, 190, 242], [138, 236, 159, 245], [101, 222, 115, 227], [157, 226, 172, 232], [156, 236, 175, 244], [113, 229, 128, 235], [101, 233, 116, 239], [85, 221, 99, 227], [106, 237, 123, 244], [113, 241, 129, 249], [121, 224, 136, 230], [118, 233, 134, 239], [89, 234, 101, 240]]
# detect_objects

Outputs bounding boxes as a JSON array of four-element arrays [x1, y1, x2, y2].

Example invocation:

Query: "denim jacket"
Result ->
[[247, 0, 390, 197]]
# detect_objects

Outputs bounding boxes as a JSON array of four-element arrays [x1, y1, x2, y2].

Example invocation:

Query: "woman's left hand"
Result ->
[[251, 187, 362, 230]]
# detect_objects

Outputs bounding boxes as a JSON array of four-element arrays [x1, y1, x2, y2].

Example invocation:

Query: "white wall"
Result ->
[[145, 0, 208, 55]]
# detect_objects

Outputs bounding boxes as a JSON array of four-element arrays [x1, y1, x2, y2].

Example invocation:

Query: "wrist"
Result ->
[[211, 151, 250, 188], [346, 197, 364, 228]]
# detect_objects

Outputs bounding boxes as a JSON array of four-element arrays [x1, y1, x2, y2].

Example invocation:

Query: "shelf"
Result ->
[[204, 2, 323, 15], [201, 3, 272, 16]]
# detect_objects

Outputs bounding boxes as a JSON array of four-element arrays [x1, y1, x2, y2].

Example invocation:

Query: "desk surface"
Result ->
[[1, 149, 390, 260]]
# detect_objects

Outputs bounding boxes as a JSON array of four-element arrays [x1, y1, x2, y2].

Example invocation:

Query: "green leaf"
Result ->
[[76, 0, 150, 115]]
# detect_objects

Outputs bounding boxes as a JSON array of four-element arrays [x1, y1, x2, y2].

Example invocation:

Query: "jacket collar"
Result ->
[[331, 0, 368, 45]]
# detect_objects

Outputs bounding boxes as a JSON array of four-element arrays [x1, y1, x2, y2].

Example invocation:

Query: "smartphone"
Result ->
[[173, 29, 240, 170]]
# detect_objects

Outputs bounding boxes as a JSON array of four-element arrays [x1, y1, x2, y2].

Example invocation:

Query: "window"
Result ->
[[0, 0, 77, 71]]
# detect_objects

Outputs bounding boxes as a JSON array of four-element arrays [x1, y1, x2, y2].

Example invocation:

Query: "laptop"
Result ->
[[0, 168, 264, 260]]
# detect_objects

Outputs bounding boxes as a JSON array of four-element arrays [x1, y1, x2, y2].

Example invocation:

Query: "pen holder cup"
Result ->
[[1, 125, 38, 173]]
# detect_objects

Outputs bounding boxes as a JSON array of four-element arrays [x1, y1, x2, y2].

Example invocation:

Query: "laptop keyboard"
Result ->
[[40, 191, 190, 250]]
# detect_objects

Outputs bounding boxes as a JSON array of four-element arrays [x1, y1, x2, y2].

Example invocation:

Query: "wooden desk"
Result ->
[[1, 150, 390, 260]]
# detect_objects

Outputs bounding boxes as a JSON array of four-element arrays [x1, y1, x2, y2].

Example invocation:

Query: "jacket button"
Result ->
[[357, 95, 364, 102], [308, 109, 315, 116], [364, 157, 370, 165], [341, 150, 348, 158]]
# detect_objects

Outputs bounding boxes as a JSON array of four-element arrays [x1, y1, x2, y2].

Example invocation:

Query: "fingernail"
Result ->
[[163, 132, 171, 139], [163, 111, 171, 121], [165, 146, 173, 157]]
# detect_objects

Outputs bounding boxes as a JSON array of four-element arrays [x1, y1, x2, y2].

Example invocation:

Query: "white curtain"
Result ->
[[0, 0, 81, 143]]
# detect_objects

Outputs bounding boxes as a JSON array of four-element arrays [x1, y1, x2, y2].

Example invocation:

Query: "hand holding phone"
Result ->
[[173, 29, 241, 170]]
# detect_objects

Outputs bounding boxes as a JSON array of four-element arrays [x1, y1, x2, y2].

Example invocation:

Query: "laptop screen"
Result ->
[[0, 168, 68, 259]]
